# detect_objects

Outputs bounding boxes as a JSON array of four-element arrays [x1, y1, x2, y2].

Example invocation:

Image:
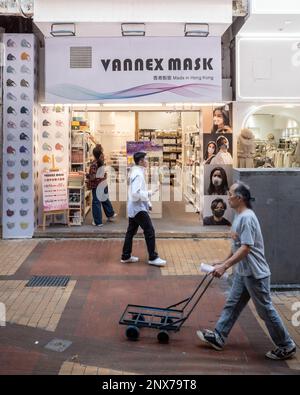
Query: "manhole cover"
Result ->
[[45, 338, 72, 353]]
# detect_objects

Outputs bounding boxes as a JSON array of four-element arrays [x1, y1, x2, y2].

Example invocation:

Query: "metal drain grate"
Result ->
[[26, 276, 70, 287]]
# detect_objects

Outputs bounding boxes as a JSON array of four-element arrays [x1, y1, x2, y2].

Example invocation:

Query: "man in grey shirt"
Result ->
[[197, 182, 296, 361]]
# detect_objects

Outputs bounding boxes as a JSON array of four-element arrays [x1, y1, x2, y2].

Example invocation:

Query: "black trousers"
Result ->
[[122, 211, 158, 261]]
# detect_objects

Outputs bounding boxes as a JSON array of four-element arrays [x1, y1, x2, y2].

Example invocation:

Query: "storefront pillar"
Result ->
[[234, 168, 300, 286]]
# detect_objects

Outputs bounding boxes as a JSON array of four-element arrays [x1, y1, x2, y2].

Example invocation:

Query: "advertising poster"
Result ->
[[2, 34, 36, 239], [202, 104, 233, 226], [42, 170, 68, 212]]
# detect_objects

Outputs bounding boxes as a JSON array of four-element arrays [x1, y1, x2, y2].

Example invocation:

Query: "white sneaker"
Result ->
[[121, 256, 139, 263], [92, 221, 103, 227], [107, 213, 117, 222], [148, 257, 167, 267]]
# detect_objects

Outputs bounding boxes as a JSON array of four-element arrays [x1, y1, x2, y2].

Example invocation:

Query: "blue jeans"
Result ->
[[92, 188, 114, 225], [215, 273, 294, 349]]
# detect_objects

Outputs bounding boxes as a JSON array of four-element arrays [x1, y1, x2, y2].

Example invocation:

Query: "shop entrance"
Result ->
[[35, 107, 230, 237]]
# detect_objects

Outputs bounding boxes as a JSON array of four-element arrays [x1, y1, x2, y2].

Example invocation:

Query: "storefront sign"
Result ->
[[45, 37, 221, 103], [42, 171, 68, 212]]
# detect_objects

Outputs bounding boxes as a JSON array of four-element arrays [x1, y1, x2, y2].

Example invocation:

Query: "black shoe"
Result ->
[[196, 329, 224, 351], [265, 346, 296, 361]]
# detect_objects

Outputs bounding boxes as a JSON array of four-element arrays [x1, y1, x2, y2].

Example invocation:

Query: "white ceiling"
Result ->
[[33, 0, 232, 38], [239, 14, 300, 35], [255, 105, 300, 122]]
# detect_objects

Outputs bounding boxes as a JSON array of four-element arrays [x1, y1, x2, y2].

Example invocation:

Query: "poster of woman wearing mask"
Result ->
[[204, 165, 232, 196], [203, 134, 233, 166], [211, 106, 232, 135], [202, 104, 233, 226]]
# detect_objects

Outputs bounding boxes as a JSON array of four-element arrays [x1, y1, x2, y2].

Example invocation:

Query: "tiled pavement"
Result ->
[[0, 238, 299, 375], [59, 361, 137, 375], [0, 280, 76, 331], [0, 240, 38, 276]]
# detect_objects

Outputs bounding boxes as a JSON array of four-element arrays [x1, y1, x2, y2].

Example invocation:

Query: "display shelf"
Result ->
[[183, 126, 201, 209], [70, 114, 95, 224]]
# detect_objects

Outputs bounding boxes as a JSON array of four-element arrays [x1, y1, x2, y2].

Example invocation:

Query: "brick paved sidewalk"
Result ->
[[0, 239, 299, 375]]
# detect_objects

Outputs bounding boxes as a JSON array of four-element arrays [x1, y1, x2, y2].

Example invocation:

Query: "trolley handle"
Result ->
[[166, 273, 211, 310]]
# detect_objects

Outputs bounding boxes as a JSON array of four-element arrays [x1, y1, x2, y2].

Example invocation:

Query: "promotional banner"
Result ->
[[42, 170, 68, 212], [2, 34, 36, 239], [45, 37, 221, 103]]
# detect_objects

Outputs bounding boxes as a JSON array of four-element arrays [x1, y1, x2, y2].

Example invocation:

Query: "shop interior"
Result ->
[[240, 105, 300, 169], [36, 105, 229, 235]]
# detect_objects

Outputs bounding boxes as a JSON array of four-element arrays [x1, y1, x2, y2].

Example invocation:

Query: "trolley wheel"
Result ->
[[157, 330, 170, 344], [132, 314, 145, 322], [126, 325, 140, 341]]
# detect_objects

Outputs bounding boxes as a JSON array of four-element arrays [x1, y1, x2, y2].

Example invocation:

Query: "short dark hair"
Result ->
[[93, 146, 104, 168], [211, 198, 227, 211], [233, 182, 255, 209], [133, 151, 146, 165]]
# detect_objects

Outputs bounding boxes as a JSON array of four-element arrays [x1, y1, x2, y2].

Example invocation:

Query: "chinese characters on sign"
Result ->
[[42, 171, 68, 212]]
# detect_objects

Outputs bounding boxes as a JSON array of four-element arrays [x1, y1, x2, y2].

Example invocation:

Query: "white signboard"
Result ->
[[42, 171, 68, 212], [45, 37, 221, 103]]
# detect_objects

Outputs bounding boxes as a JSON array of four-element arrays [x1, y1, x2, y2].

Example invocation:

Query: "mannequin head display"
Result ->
[[237, 128, 256, 168], [210, 136, 233, 165], [211, 107, 232, 134], [203, 198, 231, 226], [208, 167, 229, 195], [204, 141, 217, 164]]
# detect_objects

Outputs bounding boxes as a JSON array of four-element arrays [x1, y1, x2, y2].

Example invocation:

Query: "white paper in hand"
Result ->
[[199, 262, 228, 279], [200, 263, 215, 274]]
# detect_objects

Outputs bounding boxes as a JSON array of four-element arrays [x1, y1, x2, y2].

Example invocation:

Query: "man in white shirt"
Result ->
[[121, 152, 166, 267]]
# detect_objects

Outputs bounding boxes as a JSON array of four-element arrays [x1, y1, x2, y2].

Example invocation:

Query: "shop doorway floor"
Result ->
[[34, 199, 230, 239]]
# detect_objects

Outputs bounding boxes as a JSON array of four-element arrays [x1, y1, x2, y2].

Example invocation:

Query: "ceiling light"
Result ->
[[121, 23, 145, 37], [102, 103, 162, 107], [50, 23, 75, 37], [184, 23, 209, 37]]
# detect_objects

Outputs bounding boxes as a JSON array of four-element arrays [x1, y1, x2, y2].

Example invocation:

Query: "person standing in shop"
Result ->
[[197, 182, 296, 361], [121, 152, 166, 267], [86, 145, 116, 227]]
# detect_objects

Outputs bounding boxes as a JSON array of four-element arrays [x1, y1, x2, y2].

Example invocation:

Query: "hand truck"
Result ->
[[119, 273, 213, 343]]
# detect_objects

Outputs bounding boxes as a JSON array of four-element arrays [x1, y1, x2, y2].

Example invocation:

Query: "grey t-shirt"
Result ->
[[231, 209, 271, 279]]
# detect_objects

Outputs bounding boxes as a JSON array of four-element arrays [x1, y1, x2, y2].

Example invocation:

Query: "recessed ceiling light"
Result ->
[[284, 20, 292, 25]]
